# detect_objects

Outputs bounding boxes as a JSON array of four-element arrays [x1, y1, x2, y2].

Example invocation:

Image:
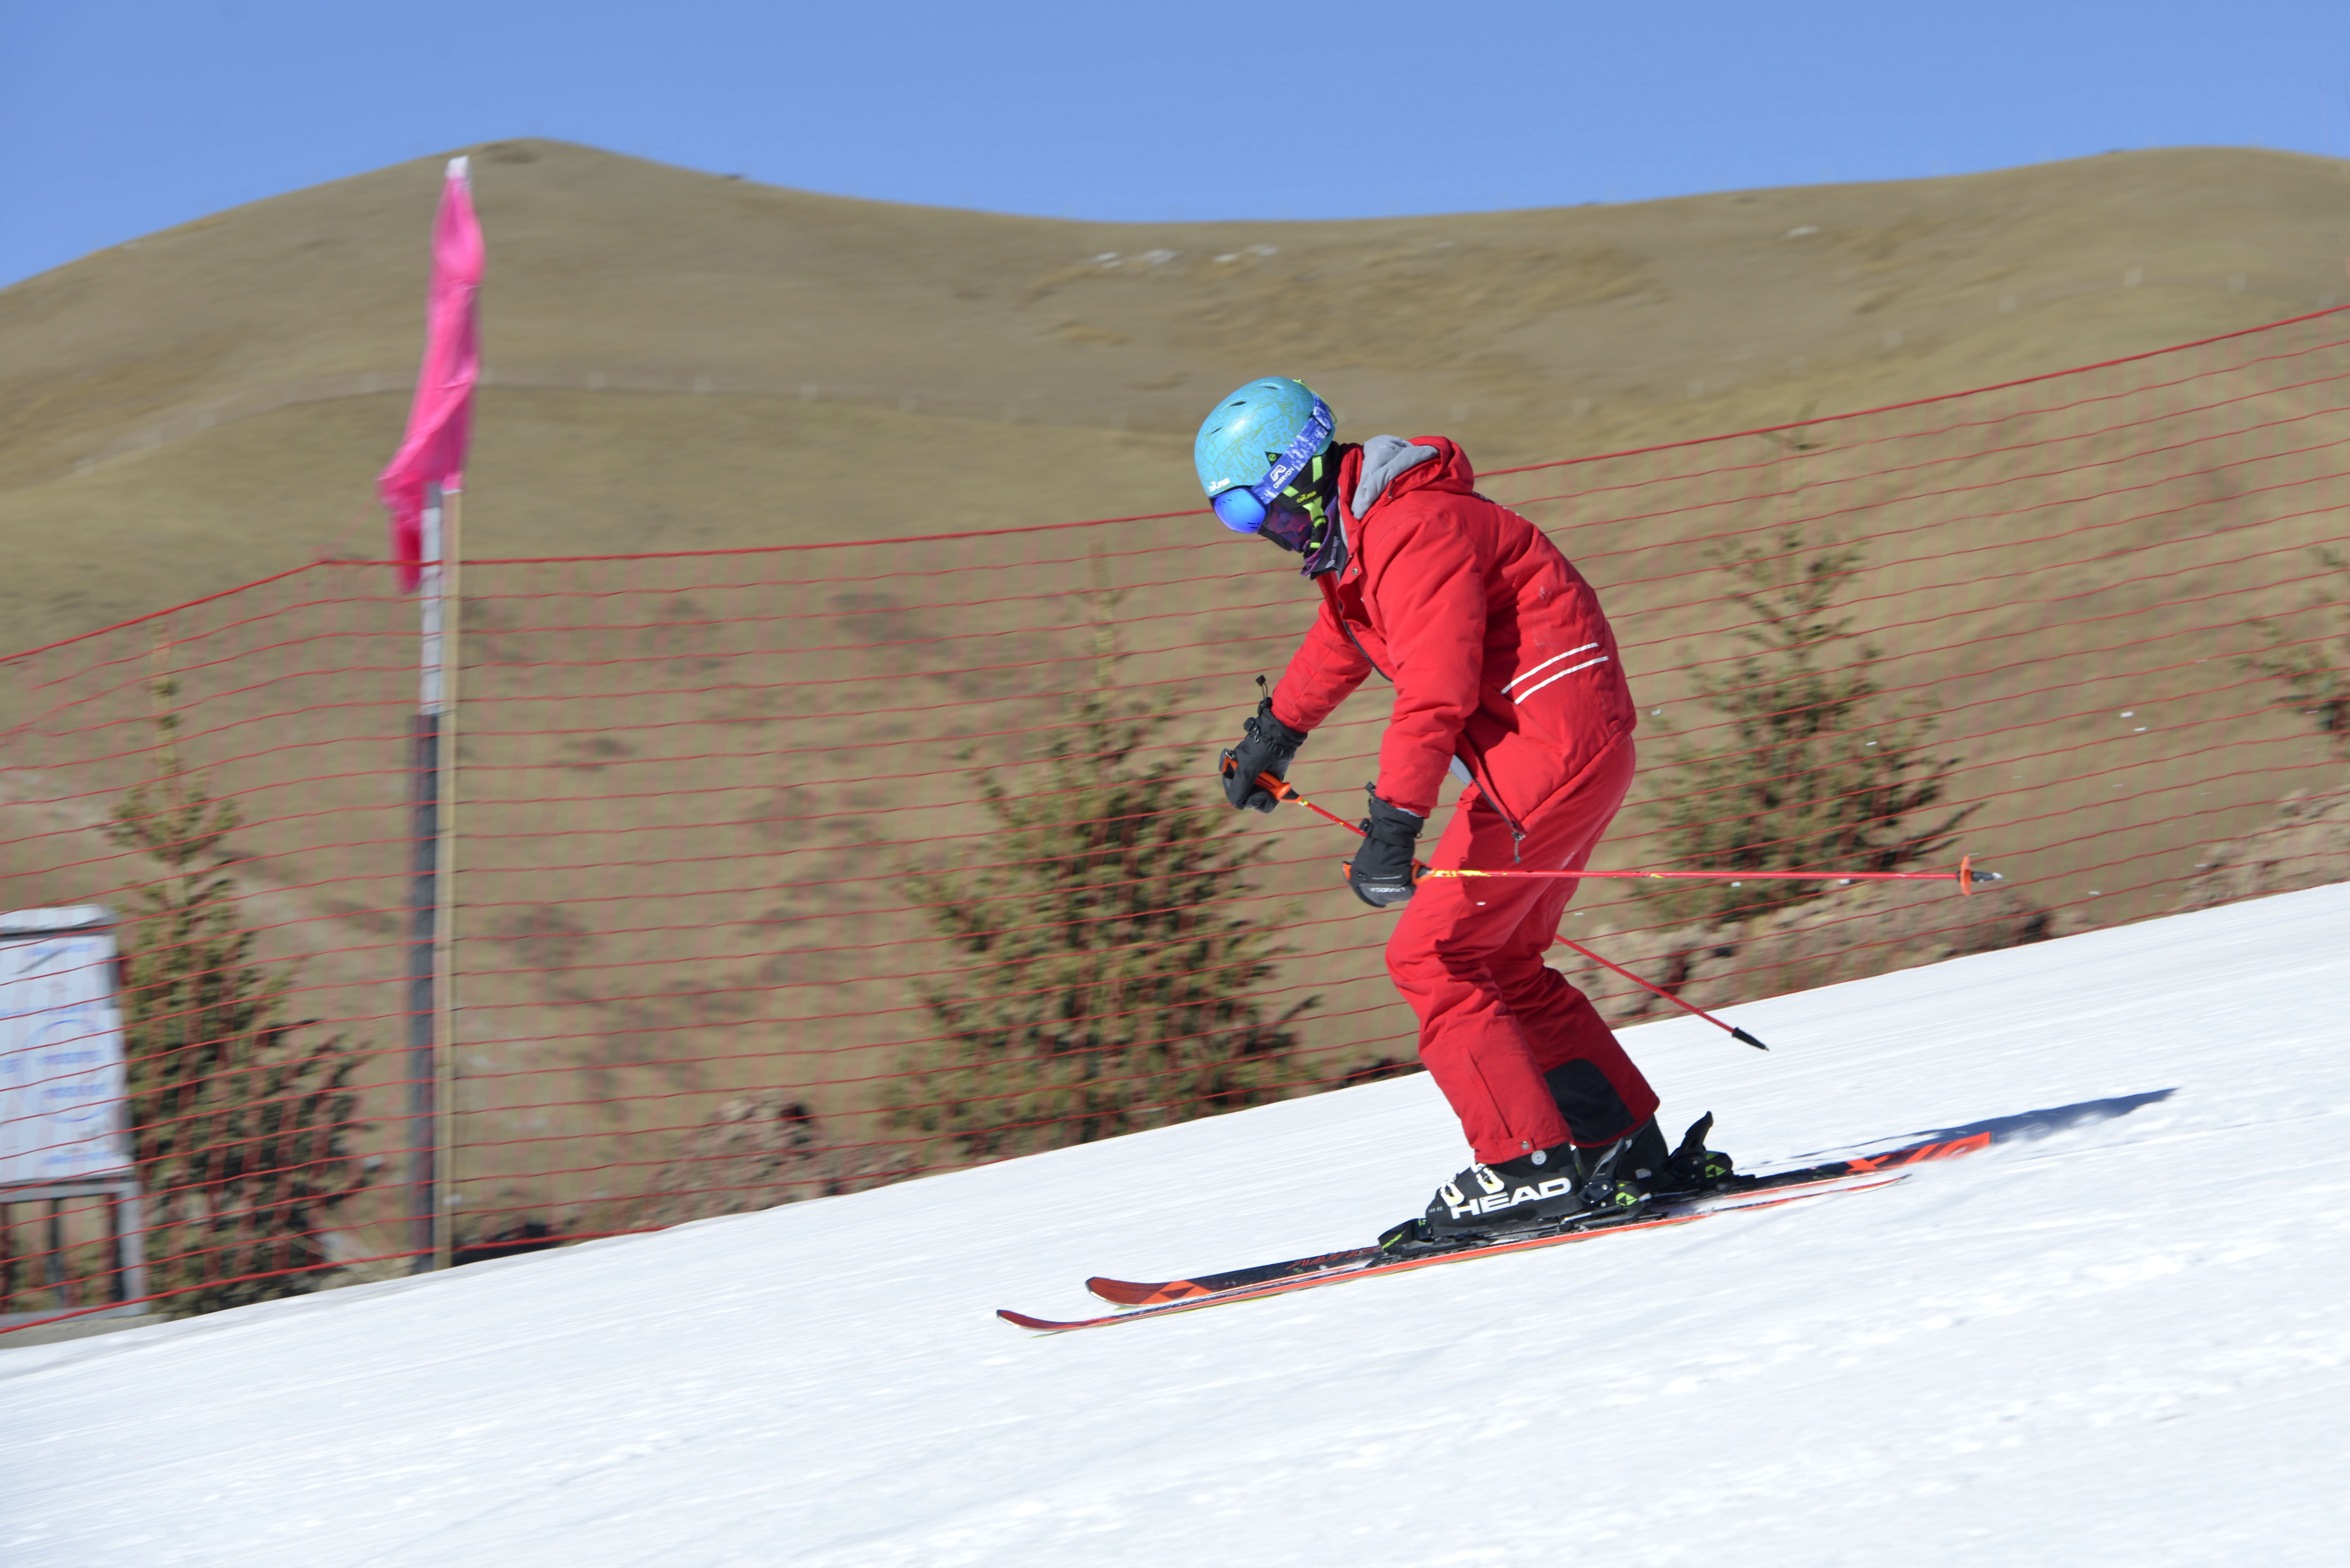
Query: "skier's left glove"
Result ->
[[1347, 790, 1423, 908]]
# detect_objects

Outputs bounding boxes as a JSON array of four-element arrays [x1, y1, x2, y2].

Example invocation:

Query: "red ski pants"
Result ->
[[1385, 731, 1658, 1165]]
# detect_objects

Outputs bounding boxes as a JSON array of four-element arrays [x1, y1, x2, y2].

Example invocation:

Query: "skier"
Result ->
[[1195, 376, 1725, 1240]]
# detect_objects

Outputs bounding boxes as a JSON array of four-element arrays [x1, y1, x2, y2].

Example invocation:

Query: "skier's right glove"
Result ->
[[1347, 790, 1423, 908], [1218, 691, 1308, 813]]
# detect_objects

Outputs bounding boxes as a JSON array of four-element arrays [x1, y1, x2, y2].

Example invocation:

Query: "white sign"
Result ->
[[0, 908, 130, 1185]]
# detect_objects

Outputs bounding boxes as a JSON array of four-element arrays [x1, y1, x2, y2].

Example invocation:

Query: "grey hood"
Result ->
[[1351, 434, 1440, 517]]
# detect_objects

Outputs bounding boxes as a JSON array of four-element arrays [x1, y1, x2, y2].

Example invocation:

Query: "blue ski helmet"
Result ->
[[1194, 377, 1335, 535]]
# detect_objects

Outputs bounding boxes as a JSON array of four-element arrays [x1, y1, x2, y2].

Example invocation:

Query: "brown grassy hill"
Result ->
[[4, 139, 2347, 664], [4, 142, 2346, 1263]]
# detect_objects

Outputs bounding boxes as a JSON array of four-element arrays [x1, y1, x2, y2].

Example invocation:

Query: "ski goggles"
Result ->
[[1209, 396, 1335, 537], [1252, 496, 1322, 554]]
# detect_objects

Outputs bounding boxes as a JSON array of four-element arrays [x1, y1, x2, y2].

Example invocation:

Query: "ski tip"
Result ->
[[997, 1308, 1070, 1332]]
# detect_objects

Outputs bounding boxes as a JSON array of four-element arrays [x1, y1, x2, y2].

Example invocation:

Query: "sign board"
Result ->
[[0, 907, 131, 1185]]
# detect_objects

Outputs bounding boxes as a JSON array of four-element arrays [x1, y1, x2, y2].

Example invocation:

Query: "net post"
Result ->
[[405, 485, 447, 1274], [432, 491, 463, 1275]]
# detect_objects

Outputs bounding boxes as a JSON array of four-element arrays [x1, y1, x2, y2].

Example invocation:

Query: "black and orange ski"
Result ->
[[998, 1176, 1909, 1334], [1078, 1130, 1991, 1311], [997, 1130, 1997, 1334]]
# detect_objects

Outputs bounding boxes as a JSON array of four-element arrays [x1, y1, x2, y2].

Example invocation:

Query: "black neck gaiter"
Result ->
[[1285, 447, 1351, 578]]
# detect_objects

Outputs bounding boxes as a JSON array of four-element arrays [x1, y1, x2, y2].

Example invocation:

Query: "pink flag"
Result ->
[[378, 157, 483, 592]]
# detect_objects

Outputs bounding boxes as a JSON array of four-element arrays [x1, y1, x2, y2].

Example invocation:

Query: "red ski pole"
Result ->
[[1225, 767, 1998, 895], [1227, 763, 1770, 1050], [1424, 861, 2000, 893]]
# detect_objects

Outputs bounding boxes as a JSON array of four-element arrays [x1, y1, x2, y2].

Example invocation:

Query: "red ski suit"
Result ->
[[1268, 439, 1657, 1165]]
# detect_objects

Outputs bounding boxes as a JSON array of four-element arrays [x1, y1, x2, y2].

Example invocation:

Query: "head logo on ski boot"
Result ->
[[1437, 1164, 1580, 1225], [1420, 1143, 1598, 1238]]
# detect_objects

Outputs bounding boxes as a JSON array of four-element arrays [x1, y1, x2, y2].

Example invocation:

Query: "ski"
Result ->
[[1082, 1127, 1991, 1309], [997, 1176, 1906, 1334]]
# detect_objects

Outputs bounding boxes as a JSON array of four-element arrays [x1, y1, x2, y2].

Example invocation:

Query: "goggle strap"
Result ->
[[1248, 398, 1335, 505]]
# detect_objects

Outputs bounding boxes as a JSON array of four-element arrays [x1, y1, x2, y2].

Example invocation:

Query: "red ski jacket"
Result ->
[[1268, 438, 1637, 829]]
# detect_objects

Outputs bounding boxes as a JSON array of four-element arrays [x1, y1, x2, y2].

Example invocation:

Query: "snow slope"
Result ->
[[7, 885, 2349, 1567]]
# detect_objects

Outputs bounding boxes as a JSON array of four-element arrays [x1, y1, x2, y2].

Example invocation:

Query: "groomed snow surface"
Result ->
[[8, 885, 2349, 1566]]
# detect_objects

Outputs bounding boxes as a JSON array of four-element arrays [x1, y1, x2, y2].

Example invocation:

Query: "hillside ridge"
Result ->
[[5, 139, 2348, 652]]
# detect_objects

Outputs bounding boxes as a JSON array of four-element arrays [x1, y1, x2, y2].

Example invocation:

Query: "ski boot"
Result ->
[[1378, 1131, 1662, 1254], [1429, 1141, 1592, 1234], [1374, 1140, 1582, 1253], [1377, 1117, 1742, 1254]]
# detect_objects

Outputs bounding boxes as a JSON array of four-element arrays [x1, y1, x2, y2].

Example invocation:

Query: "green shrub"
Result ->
[[1642, 527, 1967, 924], [104, 676, 366, 1316], [895, 692, 1311, 1160]]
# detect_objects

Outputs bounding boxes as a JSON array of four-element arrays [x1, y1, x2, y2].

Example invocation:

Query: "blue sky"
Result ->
[[4, 0, 2348, 288]]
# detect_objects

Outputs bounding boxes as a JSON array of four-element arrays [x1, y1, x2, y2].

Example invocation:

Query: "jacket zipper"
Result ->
[[1323, 578, 1529, 862], [1452, 732, 1529, 863]]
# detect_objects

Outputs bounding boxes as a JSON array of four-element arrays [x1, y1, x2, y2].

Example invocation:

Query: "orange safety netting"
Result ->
[[3, 307, 2346, 1327]]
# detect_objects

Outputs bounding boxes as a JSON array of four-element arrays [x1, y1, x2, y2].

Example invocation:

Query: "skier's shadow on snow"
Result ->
[[1798, 1088, 2177, 1160]]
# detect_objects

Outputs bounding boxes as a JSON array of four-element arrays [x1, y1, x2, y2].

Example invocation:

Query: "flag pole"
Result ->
[[383, 154, 480, 1277], [431, 488, 461, 1274], [406, 486, 447, 1273]]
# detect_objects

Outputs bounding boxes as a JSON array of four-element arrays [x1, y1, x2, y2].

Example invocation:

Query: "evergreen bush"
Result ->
[[894, 691, 1311, 1160], [103, 674, 366, 1316], [1642, 526, 1967, 924]]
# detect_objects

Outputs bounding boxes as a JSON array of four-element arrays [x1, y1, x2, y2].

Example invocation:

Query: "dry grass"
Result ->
[[6, 139, 2347, 661], [4, 140, 2347, 1256]]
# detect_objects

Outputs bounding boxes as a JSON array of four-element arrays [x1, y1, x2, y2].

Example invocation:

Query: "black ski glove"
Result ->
[[1348, 790, 1423, 908], [1218, 692, 1309, 813]]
